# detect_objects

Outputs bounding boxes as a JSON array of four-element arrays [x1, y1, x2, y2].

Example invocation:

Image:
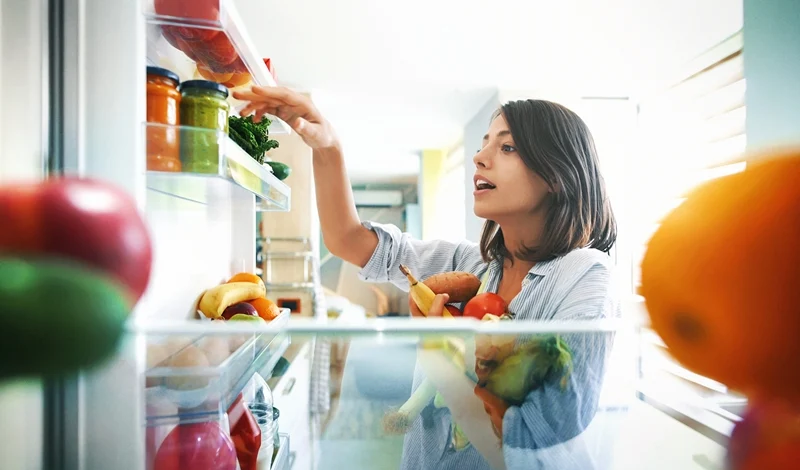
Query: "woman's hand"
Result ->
[[232, 86, 339, 150], [474, 385, 510, 439], [408, 293, 450, 317]]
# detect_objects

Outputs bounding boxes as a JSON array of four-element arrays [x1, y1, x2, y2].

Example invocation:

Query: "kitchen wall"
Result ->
[[259, 131, 316, 242], [318, 183, 418, 315], [743, 0, 800, 151]]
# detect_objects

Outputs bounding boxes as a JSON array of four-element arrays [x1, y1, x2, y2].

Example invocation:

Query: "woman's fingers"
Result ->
[[251, 85, 307, 106], [408, 293, 449, 317], [427, 294, 450, 317]]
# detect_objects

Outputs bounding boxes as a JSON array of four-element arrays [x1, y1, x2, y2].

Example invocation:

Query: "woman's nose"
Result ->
[[473, 148, 490, 168]]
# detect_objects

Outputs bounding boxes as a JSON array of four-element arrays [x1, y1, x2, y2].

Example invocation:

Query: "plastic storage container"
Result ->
[[178, 79, 230, 173], [145, 65, 181, 172]]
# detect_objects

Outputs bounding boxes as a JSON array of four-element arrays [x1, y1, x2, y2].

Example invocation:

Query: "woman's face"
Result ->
[[472, 114, 552, 221]]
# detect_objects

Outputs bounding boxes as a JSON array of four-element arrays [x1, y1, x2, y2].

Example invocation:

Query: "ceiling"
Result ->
[[236, 0, 743, 182]]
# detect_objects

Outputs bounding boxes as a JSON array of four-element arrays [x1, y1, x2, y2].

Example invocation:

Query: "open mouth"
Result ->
[[474, 177, 497, 192]]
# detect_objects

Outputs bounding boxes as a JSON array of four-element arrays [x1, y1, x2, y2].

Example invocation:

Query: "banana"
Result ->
[[399, 265, 453, 318], [198, 282, 266, 319]]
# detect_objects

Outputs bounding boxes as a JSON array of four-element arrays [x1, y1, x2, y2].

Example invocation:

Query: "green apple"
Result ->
[[228, 313, 265, 323]]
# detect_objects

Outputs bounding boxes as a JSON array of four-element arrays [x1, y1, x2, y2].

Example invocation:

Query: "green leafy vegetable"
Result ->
[[228, 115, 280, 164]]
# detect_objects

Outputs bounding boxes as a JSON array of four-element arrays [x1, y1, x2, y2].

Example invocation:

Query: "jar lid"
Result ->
[[180, 79, 229, 98], [146, 66, 180, 85]]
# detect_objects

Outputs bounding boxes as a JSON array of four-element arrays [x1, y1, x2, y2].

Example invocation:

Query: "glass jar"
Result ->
[[178, 79, 230, 173], [145, 66, 181, 172]]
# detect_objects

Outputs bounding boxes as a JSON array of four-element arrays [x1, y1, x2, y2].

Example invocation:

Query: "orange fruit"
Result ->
[[248, 297, 280, 321], [196, 64, 233, 84], [640, 150, 800, 405], [227, 272, 264, 288], [222, 72, 251, 89]]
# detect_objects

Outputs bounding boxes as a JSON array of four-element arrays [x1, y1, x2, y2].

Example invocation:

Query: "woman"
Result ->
[[235, 87, 620, 469]]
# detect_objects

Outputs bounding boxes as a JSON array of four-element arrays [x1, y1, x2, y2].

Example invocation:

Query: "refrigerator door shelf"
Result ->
[[143, 0, 289, 134], [145, 123, 291, 211]]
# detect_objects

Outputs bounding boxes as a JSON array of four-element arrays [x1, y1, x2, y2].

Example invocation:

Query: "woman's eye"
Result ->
[[501, 144, 517, 153]]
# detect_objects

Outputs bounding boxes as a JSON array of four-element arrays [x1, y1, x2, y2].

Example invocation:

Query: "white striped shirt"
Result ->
[[358, 221, 620, 470]]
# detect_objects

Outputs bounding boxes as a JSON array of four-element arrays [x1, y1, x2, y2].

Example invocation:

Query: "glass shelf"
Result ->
[[145, 123, 291, 211], [143, 0, 289, 134], [130, 318, 734, 470]]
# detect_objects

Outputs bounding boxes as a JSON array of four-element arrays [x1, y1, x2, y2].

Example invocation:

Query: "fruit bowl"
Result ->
[[145, 309, 290, 414]]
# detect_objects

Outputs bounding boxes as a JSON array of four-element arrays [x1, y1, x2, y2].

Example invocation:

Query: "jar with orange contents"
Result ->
[[146, 66, 181, 172]]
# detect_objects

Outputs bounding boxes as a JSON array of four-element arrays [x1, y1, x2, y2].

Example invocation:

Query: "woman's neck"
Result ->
[[499, 211, 545, 252]]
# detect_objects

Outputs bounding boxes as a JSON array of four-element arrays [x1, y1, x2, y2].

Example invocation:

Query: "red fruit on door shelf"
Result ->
[[194, 33, 238, 67], [154, 0, 221, 42], [463, 293, 507, 320], [0, 177, 153, 303], [153, 421, 237, 470]]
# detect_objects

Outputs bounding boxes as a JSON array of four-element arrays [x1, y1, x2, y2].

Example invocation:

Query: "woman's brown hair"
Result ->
[[480, 99, 617, 263]]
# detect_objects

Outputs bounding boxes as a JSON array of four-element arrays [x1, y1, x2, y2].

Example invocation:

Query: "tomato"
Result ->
[[463, 293, 507, 320]]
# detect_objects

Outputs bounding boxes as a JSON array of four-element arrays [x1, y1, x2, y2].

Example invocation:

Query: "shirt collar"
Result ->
[[489, 256, 557, 278]]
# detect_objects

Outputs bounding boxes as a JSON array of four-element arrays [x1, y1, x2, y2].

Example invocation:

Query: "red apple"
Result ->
[[221, 302, 258, 320], [0, 177, 153, 304]]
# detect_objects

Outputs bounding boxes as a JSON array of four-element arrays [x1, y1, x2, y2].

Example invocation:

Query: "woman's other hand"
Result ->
[[408, 293, 449, 317], [232, 86, 339, 150]]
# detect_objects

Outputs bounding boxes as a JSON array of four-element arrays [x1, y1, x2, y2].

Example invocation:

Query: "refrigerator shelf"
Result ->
[[144, 309, 291, 422], [145, 123, 291, 211], [143, 0, 290, 134]]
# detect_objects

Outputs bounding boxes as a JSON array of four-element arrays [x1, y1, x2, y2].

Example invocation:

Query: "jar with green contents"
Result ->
[[179, 80, 230, 173]]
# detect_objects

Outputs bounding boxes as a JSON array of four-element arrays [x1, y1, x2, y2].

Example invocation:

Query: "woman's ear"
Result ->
[[549, 182, 561, 193]]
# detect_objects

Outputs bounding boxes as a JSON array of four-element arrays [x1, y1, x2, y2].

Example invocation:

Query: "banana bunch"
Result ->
[[198, 282, 266, 319]]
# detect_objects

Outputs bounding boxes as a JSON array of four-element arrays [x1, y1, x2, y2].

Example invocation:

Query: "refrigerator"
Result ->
[[1, 1, 306, 469], [0, 2, 743, 470]]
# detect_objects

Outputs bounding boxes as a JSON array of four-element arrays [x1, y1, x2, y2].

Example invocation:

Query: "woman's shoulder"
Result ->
[[549, 247, 613, 273]]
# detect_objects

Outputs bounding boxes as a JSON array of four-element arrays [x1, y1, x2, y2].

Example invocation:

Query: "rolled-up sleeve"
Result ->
[[502, 262, 617, 469], [358, 221, 481, 291]]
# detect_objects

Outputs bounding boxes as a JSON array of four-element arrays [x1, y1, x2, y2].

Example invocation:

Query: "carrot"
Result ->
[[422, 271, 481, 303]]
